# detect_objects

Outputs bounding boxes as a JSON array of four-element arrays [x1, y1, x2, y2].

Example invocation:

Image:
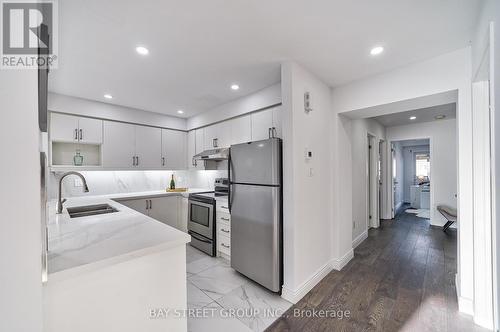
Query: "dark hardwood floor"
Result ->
[[267, 208, 490, 332]]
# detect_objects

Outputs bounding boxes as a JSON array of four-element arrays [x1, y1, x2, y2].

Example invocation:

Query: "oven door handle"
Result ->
[[188, 231, 212, 244]]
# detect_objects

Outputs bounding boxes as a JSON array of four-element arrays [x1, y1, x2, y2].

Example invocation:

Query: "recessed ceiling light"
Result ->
[[135, 46, 149, 55], [231, 84, 240, 91], [409, 116, 416, 120], [104, 94, 113, 99], [434, 115, 446, 120], [177, 110, 184, 114], [370, 46, 384, 56]]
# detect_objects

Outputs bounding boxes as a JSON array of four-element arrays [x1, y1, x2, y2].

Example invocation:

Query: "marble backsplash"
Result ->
[[49, 170, 227, 199]]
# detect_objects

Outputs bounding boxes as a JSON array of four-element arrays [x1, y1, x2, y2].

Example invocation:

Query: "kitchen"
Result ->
[[43, 80, 287, 331]]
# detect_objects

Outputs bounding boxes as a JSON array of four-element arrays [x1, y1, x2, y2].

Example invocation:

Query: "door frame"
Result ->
[[367, 134, 380, 228]]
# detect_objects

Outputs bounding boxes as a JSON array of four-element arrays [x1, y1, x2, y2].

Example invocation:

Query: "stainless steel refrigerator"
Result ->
[[228, 138, 282, 293]]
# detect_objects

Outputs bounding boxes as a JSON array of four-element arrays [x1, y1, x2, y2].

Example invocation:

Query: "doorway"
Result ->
[[367, 134, 380, 229]]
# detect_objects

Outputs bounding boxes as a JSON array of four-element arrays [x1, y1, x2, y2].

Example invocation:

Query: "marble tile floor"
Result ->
[[186, 244, 292, 332]]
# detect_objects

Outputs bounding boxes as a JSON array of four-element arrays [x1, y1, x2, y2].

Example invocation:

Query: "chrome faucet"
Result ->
[[57, 171, 89, 214]]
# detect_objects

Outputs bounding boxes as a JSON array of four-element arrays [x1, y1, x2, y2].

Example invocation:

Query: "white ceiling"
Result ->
[[373, 103, 456, 127], [48, 0, 482, 117]]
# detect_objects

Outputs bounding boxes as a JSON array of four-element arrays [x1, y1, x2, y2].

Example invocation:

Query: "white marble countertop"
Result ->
[[47, 188, 210, 281]]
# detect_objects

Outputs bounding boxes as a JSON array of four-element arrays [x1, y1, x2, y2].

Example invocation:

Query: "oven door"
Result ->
[[188, 199, 214, 239]]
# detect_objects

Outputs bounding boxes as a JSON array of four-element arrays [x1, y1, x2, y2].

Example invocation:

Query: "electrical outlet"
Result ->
[[74, 178, 83, 187]]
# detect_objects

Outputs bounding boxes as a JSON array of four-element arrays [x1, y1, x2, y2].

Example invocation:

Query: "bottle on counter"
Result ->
[[73, 149, 83, 166], [169, 174, 176, 190]]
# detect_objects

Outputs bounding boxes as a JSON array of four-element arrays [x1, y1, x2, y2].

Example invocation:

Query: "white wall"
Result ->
[[331, 47, 473, 311], [350, 118, 385, 243], [280, 62, 339, 303], [402, 145, 430, 203], [0, 71, 43, 331], [386, 120, 457, 226], [48, 93, 187, 131], [187, 83, 281, 130]]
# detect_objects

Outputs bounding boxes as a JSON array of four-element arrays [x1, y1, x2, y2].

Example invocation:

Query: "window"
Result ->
[[415, 153, 430, 179]]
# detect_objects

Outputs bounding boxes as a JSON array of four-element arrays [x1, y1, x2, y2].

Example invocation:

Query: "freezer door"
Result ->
[[230, 138, 281, 186], [230, 184, 282, 292]]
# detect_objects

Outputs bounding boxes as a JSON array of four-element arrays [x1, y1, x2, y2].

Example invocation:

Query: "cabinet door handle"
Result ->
[[268, 128, 272, 139], [272, 127, 277, 138], [221, 228, 230, 233], [221, 243, 230, 248], [132, 156, 136, 166], [221, 206, 228, 210], [220, 217, 230, 221], [146, 200, 149, 210], [136, 156, 139, 166], [162, 157, 166, 166], [149, 199, 152, 209], [74, 129, 78, 140], [79, 129, 83, 141]]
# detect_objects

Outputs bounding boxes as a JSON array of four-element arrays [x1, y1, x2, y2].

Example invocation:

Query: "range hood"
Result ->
[[192, 147, 229, 161]]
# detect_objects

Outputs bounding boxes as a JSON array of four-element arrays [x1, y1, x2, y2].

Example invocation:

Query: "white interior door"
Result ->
[[102, 121, 136, 168], [135, 125, 162, 169]]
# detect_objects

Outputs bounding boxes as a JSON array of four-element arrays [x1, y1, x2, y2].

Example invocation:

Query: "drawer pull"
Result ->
[[221, 228, 230, 233], [220, 217, 230, 221], [221, 206, 228, 209], [221, 243, 230, 248]]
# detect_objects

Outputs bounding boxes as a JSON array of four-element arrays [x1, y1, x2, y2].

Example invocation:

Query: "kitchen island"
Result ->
[[43, 189, 207, 332]]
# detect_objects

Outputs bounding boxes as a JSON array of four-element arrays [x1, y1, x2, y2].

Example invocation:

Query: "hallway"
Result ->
[[267, 210, 489, 332]]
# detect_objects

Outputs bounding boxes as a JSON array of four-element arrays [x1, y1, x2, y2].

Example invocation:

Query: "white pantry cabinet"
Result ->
[[162, 129, 186, 170], [50, 113, 103, 144]]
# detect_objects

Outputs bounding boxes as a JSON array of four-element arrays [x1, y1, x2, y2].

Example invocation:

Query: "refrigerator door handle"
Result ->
[[228, 149, 233, 213]]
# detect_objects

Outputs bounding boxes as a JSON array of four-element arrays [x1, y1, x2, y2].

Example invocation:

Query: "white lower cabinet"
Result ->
[[216, 201, 231, 258], [118, 196, 181, 231]]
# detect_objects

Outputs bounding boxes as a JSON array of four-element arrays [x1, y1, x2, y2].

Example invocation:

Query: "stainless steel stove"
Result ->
[[187, 178, 228, 256]]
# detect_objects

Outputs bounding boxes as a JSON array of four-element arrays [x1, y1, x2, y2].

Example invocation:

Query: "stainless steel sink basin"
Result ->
[[67, 204, 118, 218]]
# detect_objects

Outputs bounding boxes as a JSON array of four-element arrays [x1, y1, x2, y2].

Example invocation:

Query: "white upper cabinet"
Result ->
[[250, 107, 282, 141], [203, 124, 218, 150], [135, 126, 162, 169], [50, 113, 103, 144], [195, 128, 204, 153], [217, 121, 231, 148], [251, 108, 273, 141], [230, 115, 252, 145], [103, 121, 136, 168], [78, 117, 103, 144], [162, 129, 186, 170], [272, 106, 282, 138], [187, 130, 196, 169]]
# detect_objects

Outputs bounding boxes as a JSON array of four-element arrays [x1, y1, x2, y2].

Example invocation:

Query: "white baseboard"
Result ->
[[331, 249, 354, 271], [352, 230, 368, 249], [456, 273, 474, 316], [281, 250, 354, 304], [281, 261, 334, 304]]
